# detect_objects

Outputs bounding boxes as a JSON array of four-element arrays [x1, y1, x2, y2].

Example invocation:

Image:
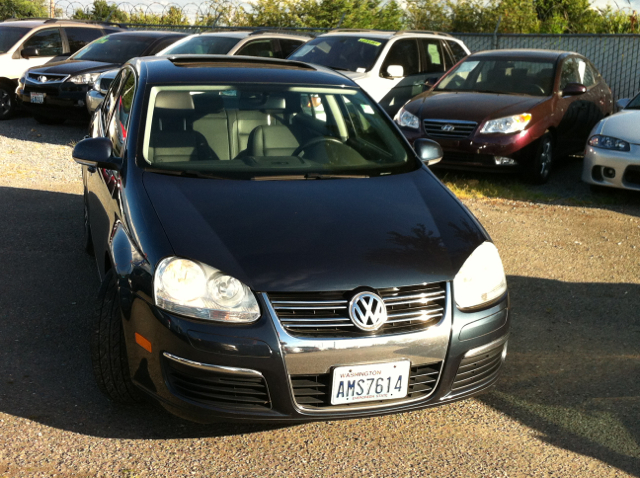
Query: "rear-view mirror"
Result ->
[[562, 83, 587, 97], [72, 137, 122, 170], [385, 65, 404, 78], [414, 138, 443, 166]]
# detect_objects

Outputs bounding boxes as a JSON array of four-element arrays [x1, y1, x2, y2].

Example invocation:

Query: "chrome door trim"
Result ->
[[163, 352, 264, 378]]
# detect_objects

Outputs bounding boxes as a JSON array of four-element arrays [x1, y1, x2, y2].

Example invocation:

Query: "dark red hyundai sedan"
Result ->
[[396, 49, 613, 183]]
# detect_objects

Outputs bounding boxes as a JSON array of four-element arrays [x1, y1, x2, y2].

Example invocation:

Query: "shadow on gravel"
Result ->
[[0, 186, 639, 473], [434, 156, 640, 217], [0, 117, 86, 146], [479, 275, 640, 476]]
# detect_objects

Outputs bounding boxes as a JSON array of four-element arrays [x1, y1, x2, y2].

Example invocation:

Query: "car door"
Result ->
[[377, 39, 422, 117], [7, 27, 64, 80], [87, 68, 134, 263]]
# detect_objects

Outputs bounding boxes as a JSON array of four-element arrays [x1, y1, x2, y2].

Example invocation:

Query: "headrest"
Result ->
[[155, 91, 194, 110], [262, 95, 286, 110]]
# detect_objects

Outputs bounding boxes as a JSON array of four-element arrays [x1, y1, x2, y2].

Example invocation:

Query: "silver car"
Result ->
[[583, 94, 640, 191]]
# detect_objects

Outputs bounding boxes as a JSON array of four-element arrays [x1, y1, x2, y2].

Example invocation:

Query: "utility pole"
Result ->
[[50, 0, 55, 18]]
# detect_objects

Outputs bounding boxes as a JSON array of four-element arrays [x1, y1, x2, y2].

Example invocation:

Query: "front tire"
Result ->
[[0, 84, 16, 120], [522, 132, 553, 184], [91, 269, 144, 403]]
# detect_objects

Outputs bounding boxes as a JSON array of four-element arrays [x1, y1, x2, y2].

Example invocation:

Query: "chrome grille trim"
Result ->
[[267, 283, 447, 337], [423, 119, 478, 139]]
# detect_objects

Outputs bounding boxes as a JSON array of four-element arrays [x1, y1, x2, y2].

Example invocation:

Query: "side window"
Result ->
[[23, 28, 63, 56], [236, 39, 275, 58], [560, 58, 582, 90], [149, 37, 181, 55], [583, 61, 598, 87], [420, 39, 446, 73], [446, 41, 468, 64], [65, 27, 103, 54], [381, 39, 420, 77], [278, 38, 304, 58], [101, 70, 126, 132], [109, 72, 136, 158]]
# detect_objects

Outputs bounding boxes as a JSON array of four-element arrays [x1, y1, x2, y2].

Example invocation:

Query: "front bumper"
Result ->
[[582, 144, 640, 191], [123, 284, 510, 423], [17, 84, 91, 120], [402, 127, 538, 172]]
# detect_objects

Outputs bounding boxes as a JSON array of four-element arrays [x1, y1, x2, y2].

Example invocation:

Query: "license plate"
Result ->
[[30, 93, 45, 104], [331, 360, 411, 405]]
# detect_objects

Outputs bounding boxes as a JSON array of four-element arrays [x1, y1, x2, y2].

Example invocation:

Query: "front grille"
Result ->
[[623, 165, 640, 186], [423, 119, 477, 139], [268, 283, 446, 338], [27, 72, 67, 83], [24, 85, 59, 97], [291, 361, 442, 409], [165, 358, 271, 410], [451, 345, 504, 395]]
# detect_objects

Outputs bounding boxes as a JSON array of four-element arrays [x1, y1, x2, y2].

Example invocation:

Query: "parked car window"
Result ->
[[446, 40, 467, 63], [164, 36, 238, 55], [288, 36, 388, 73], [560, 58, 584, 90], [236, 39, 274, 58], [101, 70, 126, 129], [65, 27, 104, 54], [382, 39, 420, 77], [142, 85, 415, 179], [438, 59, 556, 96], [420, 39, 446, 73], [71, 35, 157, 64], [149, 36, 183, 55], [0, 26, 30, 53], [23, 28, 63, 56], [626, 93, 640, 109], [110, 72, 135, 157], [279, 38, 305, 57], [582, 61, 598, 87]]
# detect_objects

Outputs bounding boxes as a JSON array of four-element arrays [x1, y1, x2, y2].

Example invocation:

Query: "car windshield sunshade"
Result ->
[[141, 84, 417, 179], [70, 35, 157, 64], [436, 59, 557, 97], [163, 36, 239, 55], [0, 26, 30, 54], [288, 36, 387, 73]]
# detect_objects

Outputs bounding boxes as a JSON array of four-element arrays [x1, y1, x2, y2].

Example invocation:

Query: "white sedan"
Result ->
[[583, 94, 640, 191]]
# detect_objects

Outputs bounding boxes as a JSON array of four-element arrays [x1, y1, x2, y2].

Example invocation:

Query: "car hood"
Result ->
[[411, 91, 547, 123], [599, 109, 640, 143], [28, 60, 120, 76], [142, 168, 487, 292]]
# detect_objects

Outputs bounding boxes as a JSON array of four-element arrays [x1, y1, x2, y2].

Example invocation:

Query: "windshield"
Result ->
[[436, 59, 557, 96], [626, 93, 640, 109], [288, 36, 387, 72], [0, 26, 29, 54], [142, 84, 416, 179], [70, 35, 156, 63], [162, 36, 238, 55]]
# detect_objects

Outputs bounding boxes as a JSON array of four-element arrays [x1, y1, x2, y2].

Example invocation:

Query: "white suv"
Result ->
[[288, 30, 470, 117], [0, 18, 120, 119]]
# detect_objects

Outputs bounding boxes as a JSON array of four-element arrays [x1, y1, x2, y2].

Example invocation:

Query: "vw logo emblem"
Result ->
[[349, 292, 387, 331], [38, 76, 47, 83], [442, 124, 455, 132]]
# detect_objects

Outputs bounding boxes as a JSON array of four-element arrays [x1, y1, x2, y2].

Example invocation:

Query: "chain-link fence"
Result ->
[[453, 33, 640, 101]]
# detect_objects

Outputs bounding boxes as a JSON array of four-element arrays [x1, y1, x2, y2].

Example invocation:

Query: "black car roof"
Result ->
[[470, 49, 574, 61], [137, 55, 357, 87]]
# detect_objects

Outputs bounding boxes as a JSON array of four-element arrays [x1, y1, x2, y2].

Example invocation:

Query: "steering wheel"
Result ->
[[292, 137, 344, 157], [524, 84, 546, 95]]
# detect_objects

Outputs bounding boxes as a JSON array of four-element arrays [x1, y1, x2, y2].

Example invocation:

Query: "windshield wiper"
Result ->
[[252, 173, 369, 181], [325, 65, 350, 72], [145, 168, 228, 180]]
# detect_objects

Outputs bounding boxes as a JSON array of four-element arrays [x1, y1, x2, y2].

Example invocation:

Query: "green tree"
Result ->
[[0, 0, 48, 20], [72, 0, 129, 22]]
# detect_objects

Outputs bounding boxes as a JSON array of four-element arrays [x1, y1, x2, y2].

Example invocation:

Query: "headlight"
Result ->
[[480, 113, 532, 134], [395, 107, 420, 129], [154, 257, 260, 322], [453, 242, 507, 310], [67, 73, 101, 85], [588, 135, 630, 152]]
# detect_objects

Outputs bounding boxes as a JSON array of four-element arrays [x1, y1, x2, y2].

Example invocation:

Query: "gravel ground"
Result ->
[[0, 118, 639, 477]]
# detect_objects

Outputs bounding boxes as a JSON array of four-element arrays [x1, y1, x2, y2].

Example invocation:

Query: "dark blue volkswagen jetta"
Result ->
[[73, 55, 510, 423]]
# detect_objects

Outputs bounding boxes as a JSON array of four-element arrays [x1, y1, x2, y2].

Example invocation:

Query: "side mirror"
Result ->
[[72, 137, 122, 170], [21, 47, 40, 59], [562, 83, 587, 97], [385, 65, 404, 78], [414, 138, 443, 166], [616, 98, 630, 109]]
